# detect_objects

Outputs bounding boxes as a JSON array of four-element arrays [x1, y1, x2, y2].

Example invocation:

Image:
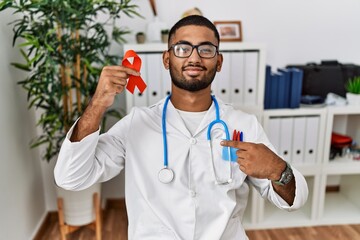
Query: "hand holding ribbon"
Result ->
[[122, 50, 147, 94]]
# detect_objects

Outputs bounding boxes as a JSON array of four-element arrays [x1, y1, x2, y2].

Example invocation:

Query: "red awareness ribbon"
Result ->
[[122, 50, 147, 94]]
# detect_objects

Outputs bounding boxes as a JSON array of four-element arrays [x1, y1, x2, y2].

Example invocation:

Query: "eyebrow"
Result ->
[[174, 40, 216, 46]]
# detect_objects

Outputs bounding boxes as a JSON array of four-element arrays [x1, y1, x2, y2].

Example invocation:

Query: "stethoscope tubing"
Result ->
[[161, 94, 233, 184]]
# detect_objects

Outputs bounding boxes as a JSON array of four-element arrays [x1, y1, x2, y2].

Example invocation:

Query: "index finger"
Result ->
[[220, 140, 250, 149], [104, 65, 140, 76]]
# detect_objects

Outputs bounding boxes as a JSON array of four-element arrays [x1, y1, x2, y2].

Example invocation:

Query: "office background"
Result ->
[[1, 0, 360, 238]]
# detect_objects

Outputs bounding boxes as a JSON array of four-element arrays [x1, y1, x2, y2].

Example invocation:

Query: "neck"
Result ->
[[170, 87, 212, 112]]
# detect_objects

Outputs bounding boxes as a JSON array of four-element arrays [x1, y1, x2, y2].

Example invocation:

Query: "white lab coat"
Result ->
[[54, 97, 308, 240]]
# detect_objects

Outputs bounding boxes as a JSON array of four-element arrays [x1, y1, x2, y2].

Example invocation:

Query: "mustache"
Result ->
[[182, 64, 207, 71]]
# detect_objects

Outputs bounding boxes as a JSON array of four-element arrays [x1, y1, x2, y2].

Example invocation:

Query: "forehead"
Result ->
[[171, 25, 218, 45]]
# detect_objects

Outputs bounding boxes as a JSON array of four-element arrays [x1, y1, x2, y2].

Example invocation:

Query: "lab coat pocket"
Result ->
[[210, 138, 238, 184]]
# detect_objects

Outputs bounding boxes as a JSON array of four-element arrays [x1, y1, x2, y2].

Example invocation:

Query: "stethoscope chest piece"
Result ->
[[158, 168, 174, 184]]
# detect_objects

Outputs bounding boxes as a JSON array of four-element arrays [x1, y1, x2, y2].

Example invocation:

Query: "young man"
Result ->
[[55, 15, 308, 239]]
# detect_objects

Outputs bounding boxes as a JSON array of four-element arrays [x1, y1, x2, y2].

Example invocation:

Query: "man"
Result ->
[[54, 15, 308, 239]]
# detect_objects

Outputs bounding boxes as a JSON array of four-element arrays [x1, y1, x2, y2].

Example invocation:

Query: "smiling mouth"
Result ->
[[183, 66, 205, 76]]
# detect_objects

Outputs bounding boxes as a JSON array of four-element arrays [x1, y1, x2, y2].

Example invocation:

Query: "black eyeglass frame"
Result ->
[[168, 42, 219, 59]]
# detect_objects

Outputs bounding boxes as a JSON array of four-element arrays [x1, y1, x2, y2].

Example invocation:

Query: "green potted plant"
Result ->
[[0, 0, 142, 231], [346, 76, 360, 105]]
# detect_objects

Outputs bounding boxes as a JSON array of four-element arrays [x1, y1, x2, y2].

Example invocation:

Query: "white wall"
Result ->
[[0, 10, 46, 240], [1, 0, 360, 238], [122, 0, 360, 68]]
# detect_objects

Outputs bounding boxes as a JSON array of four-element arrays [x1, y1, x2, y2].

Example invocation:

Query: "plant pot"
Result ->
[[161, 33, 169, 43], [136, 34, 146, 44], [56, 183, 101, 226], [346, 92, 360, 105]]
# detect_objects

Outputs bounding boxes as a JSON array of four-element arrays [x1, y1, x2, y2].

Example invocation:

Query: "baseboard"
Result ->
[[105, 198, 126, 210], [32, 211, 57, 240], [326, 185, 340, 192]]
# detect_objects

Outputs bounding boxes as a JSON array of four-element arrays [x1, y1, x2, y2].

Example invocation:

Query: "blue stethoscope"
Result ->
[[158, 94, 233, 185]]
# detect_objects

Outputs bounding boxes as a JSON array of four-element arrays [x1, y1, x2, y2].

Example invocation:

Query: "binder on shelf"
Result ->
[[304, 116, 320, 163], [291, 117, 306, 164], [230, 52, 245, 104], [289, 68, 304, 108], [277, 72, 286, 109], [214, 52, 231, 102], [243, 51, 258, 105], [161, 67, 171, 97], [278, 68, 291, 108], [146, 54, 163, 105], [267, 117, 281, 152], [264, 65, 271, 109], [133, 53, 149, 107], [279, 117, 294, 162], [269, 73, 280, 109]]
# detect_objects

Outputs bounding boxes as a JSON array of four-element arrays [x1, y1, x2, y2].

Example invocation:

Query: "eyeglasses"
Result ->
[[168, 43, 218, 59]]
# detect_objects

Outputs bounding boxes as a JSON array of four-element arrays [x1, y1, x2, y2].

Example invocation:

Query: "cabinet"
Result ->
[[318, 106, 360, 225], [121, 43, 360, 229]]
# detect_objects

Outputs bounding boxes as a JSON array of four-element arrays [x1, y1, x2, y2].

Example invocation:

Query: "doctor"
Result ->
[[54, 15, 308, 239]]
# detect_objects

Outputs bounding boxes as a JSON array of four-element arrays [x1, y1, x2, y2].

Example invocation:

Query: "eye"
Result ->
[[199, 45, 215, 56], [178, 45, 191, 53]]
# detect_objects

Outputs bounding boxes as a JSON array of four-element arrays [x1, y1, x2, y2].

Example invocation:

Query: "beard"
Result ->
[[169, 63, 217, 92]]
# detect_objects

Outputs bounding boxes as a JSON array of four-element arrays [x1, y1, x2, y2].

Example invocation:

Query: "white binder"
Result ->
[[291, 117, 306, 165], [133, 53, 148, 107], [146, 53, 163, 105], [304, 116, 320, 163], [267, 117, 281, 153], [161, 64, 171, 97], [243, 51, 258, 105], [214, 52, 231, 102], [279, 117, 293, 162], [230, 52, 245, 104]]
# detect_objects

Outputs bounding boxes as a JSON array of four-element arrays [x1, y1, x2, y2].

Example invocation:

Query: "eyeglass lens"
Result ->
[[172, 43, 217, 58]]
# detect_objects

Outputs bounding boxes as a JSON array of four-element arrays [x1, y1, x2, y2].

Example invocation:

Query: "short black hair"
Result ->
[[168, 15, 220, 45]]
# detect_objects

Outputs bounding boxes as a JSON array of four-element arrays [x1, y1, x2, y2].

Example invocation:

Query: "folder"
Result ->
[[146, 54, 163, 105], [289, 68, 304, 108], [279, 117, 293, 162], [133, 53, 148, 107], [264, 65, 271, 109], [214, 52, 231, 102], [278, 68, 291, 108], [161, 64, 171, 97], [277, 72, 286, 109], [230, 52, 245, 104], [267, 117, 281, 152], [304, 116, 320, 163], [269, 73, 280, 109], [291, 117, 306, 165], [243, 51, 258, 105]]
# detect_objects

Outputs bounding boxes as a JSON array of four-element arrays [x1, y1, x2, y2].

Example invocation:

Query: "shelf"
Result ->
[[293, 164, 323, 176], [326, 159, 360, 174], [327, 105, 360, 114], [256, 176, 317, 228], [319, 174, 360, 225], [263, 107, 327, 117]]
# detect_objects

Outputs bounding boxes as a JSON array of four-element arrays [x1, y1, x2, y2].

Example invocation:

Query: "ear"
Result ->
[[216, 53, 223, 72], [162, 50, 170, 69]]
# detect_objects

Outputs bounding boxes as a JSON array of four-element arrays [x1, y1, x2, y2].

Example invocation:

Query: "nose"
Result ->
[[187, 47, 201, 63]]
